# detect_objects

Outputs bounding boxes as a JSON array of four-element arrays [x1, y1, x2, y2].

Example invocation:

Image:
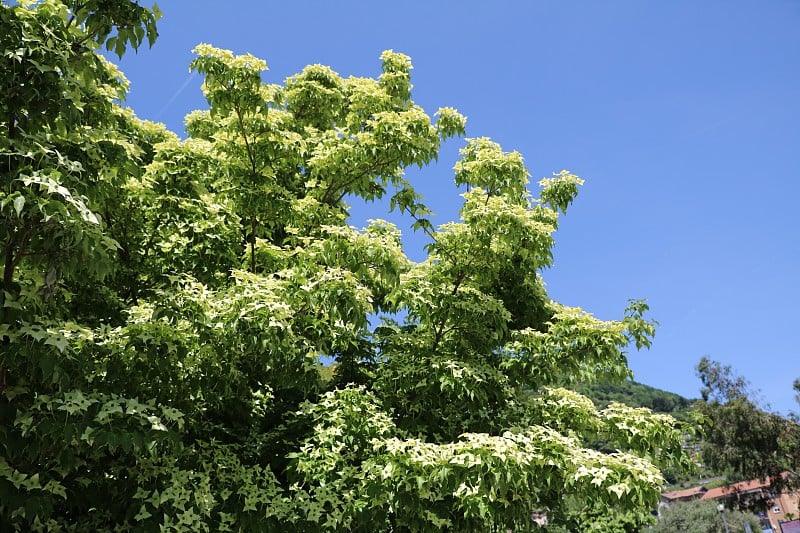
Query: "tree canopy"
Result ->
[[652, 499, 761, 533], [1, 1, 697, 531], [695, 357, 800, 498]]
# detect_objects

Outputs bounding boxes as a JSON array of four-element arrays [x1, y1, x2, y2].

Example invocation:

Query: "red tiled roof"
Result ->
[[662, 486, 708, 501], [700, 478, 771, 500], [662, 472, 796, 504]]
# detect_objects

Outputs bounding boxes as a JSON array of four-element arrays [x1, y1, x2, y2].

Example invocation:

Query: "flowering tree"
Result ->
[[0, 2, 696, 530]]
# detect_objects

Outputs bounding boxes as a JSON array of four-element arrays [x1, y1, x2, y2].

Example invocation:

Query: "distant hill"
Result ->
[[322, 362, 697, 420], [575, 380, 714, 485], [575, 380, 698, 420]]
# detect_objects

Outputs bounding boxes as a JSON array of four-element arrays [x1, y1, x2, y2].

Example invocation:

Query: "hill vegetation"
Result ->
[[576, 380, 696, 421], [573, 380, 712, 486]]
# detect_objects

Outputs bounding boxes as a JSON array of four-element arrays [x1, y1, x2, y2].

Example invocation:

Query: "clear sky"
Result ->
[[109, 1, 800, 414]]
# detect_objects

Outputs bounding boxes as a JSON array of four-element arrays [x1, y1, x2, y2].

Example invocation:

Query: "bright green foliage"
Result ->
[[1, 2, 698, 530]]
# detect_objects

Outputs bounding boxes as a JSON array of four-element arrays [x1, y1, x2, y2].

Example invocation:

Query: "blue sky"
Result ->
[[110, 1, 800, 414]]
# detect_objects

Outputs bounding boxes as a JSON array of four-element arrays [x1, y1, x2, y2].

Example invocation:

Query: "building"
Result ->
[[661, 485, 708, 503], [661, 474, 800, 532], [780, 519, 800, 533]]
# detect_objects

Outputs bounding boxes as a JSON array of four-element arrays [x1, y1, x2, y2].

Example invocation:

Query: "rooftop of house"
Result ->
[[663, 472, 798, 505], [662, 485, 708, 501], [700, 478, 772, 500], [780, 519, 800, 533]]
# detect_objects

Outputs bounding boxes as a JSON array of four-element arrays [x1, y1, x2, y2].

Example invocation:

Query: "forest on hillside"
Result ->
[[576, 380, 695, 418]]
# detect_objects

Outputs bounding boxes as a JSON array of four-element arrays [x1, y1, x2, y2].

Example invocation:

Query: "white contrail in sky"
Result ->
[[155, 72, 197, 121]]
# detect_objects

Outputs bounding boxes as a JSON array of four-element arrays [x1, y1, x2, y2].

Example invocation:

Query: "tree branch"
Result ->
[[430, 269, 468, 353], [324, 157, 395, 205], [233, 104, 262, 272]]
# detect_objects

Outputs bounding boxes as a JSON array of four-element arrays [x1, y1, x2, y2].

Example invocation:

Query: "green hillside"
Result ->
[[575, 380, 697, 420], [575, 380, 713, 486]]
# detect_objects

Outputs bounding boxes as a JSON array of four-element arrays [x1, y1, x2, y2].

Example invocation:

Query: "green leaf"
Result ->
[[134, 504, 153, 521], [43, 334, 68, 353], [13, 195, 25, 216]]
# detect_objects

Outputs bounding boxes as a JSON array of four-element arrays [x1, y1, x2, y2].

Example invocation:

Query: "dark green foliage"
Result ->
[[695, 357, 800, 496]]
